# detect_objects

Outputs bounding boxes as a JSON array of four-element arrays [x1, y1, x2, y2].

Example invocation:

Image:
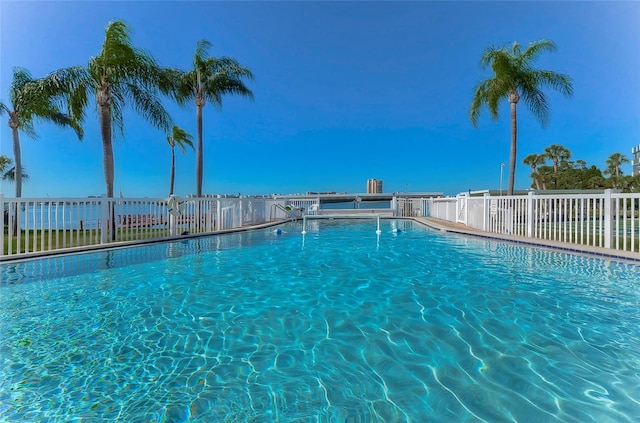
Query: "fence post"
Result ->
[[100, 194, 109, 244], [604, 189, 613, 249], [169, 212, 177, 237], [217, 198, 222, 231], [455, 193, 468, 225], [527, 191, 534, 238], [464, 193, 469, 225], [483, 193, 490, 231]]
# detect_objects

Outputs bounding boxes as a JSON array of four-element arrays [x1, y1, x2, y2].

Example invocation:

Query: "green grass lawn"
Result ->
[[513, 221, 640, 252], [2, 228, 172, 255]]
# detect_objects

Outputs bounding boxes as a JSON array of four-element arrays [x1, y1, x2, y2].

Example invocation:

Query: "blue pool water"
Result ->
[[1, 219, 639, 422]]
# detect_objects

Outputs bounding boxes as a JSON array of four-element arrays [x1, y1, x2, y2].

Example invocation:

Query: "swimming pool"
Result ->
[[1, 219, 639, 422]]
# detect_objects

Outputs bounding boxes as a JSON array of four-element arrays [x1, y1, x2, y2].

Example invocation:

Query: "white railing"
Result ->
[[5, 191, 637, 257], [0, 195, 294, 258], [394, 198, 426, 217], [424, 190, 640, 254], [424, 197, 457, 221]]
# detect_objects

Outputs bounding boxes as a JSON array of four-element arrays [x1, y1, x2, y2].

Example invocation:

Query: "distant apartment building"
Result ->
[[633, 145, 640, 176], [366, 179, 383, 194]]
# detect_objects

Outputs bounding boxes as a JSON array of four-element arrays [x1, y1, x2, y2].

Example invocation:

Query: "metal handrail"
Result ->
[[270, 203, 299, 221]]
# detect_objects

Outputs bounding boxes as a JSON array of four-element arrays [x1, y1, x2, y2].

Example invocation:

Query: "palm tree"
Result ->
[[604, 152, 629, 178], [0, 68, 82, 198], [168, 39, 253, 197], [470, 39, 573, 195], [167, 125, 194, 195], [523, 153, 547, 189], [543, 144, 571, 189], [0, 155, 29, 186], [543, 144, 571, 174], [63, 20, 173, 199], [604, 152, 630, 189], [0, 155, 13, 179], [1, 167, 27, 182], [535, 166, 554, 190]]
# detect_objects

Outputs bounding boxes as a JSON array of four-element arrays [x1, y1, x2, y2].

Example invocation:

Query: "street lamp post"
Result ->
[[500, 162, 506, 196]]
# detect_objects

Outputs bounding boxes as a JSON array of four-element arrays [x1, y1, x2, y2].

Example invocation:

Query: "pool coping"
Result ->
[[409, 216, 640, 264]]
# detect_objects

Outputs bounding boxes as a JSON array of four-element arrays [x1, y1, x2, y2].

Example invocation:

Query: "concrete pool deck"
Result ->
[[413, 216, 640, 264]]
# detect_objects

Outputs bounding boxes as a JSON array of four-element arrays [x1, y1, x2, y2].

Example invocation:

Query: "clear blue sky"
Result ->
[[1, 1, 639, 198]]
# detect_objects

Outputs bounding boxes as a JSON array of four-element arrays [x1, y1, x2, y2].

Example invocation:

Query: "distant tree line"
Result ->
[[523, 145, 638, 192]]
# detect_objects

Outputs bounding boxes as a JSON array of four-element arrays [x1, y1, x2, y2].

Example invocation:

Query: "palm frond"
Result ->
[[110, 98, 124, 138], [469, 76, 511, 126], [194, 39, 213, 68], [169, 125, 194, 153], [519, 39, 556, 64], [0, 155, 12, 172], [534, 70, 573, 97], [157, 67, 183, 98], [19, 120, 37, 139], [203, 71, 254, 107], [520, 84, 549, 126], [2, 165, 29, 182], [9, 68, 35, 106], [67, 77, 90, 125], [170, 69, 198, 106], [127, 83, 173, 132], [469, 80, 491, 127]]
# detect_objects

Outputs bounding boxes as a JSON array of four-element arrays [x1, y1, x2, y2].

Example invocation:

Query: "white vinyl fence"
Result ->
[[4, 190, 638, 258], [426, 190, 640, 254], [1, 194, 318, 258]]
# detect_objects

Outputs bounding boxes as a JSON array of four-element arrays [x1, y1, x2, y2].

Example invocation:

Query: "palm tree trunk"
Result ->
[[10, 125, 22, 198], [508, 99, 518, 195], [98, 97, 116, 241], [99, 104, 114, 198], [10, 123, 21, 235], [531, 165, 541, 191], [533, 173, 541, 190], [195, 102, 204, 197], [169, 147, 176, 195]]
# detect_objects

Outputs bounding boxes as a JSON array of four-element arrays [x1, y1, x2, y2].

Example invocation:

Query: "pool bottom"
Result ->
[[1, 220, 639, 422]]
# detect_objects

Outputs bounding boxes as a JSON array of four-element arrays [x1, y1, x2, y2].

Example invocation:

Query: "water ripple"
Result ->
[[1, 220, 639, 422]]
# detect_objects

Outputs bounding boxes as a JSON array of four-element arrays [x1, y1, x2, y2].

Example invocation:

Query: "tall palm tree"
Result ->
[[470, 39, 573, 195], [167, 125, 194, 195], [63, 20, 173, 199], [523, 153, 547, 190], [168, 39, 253, 197], [0, 68, 82, 198]]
